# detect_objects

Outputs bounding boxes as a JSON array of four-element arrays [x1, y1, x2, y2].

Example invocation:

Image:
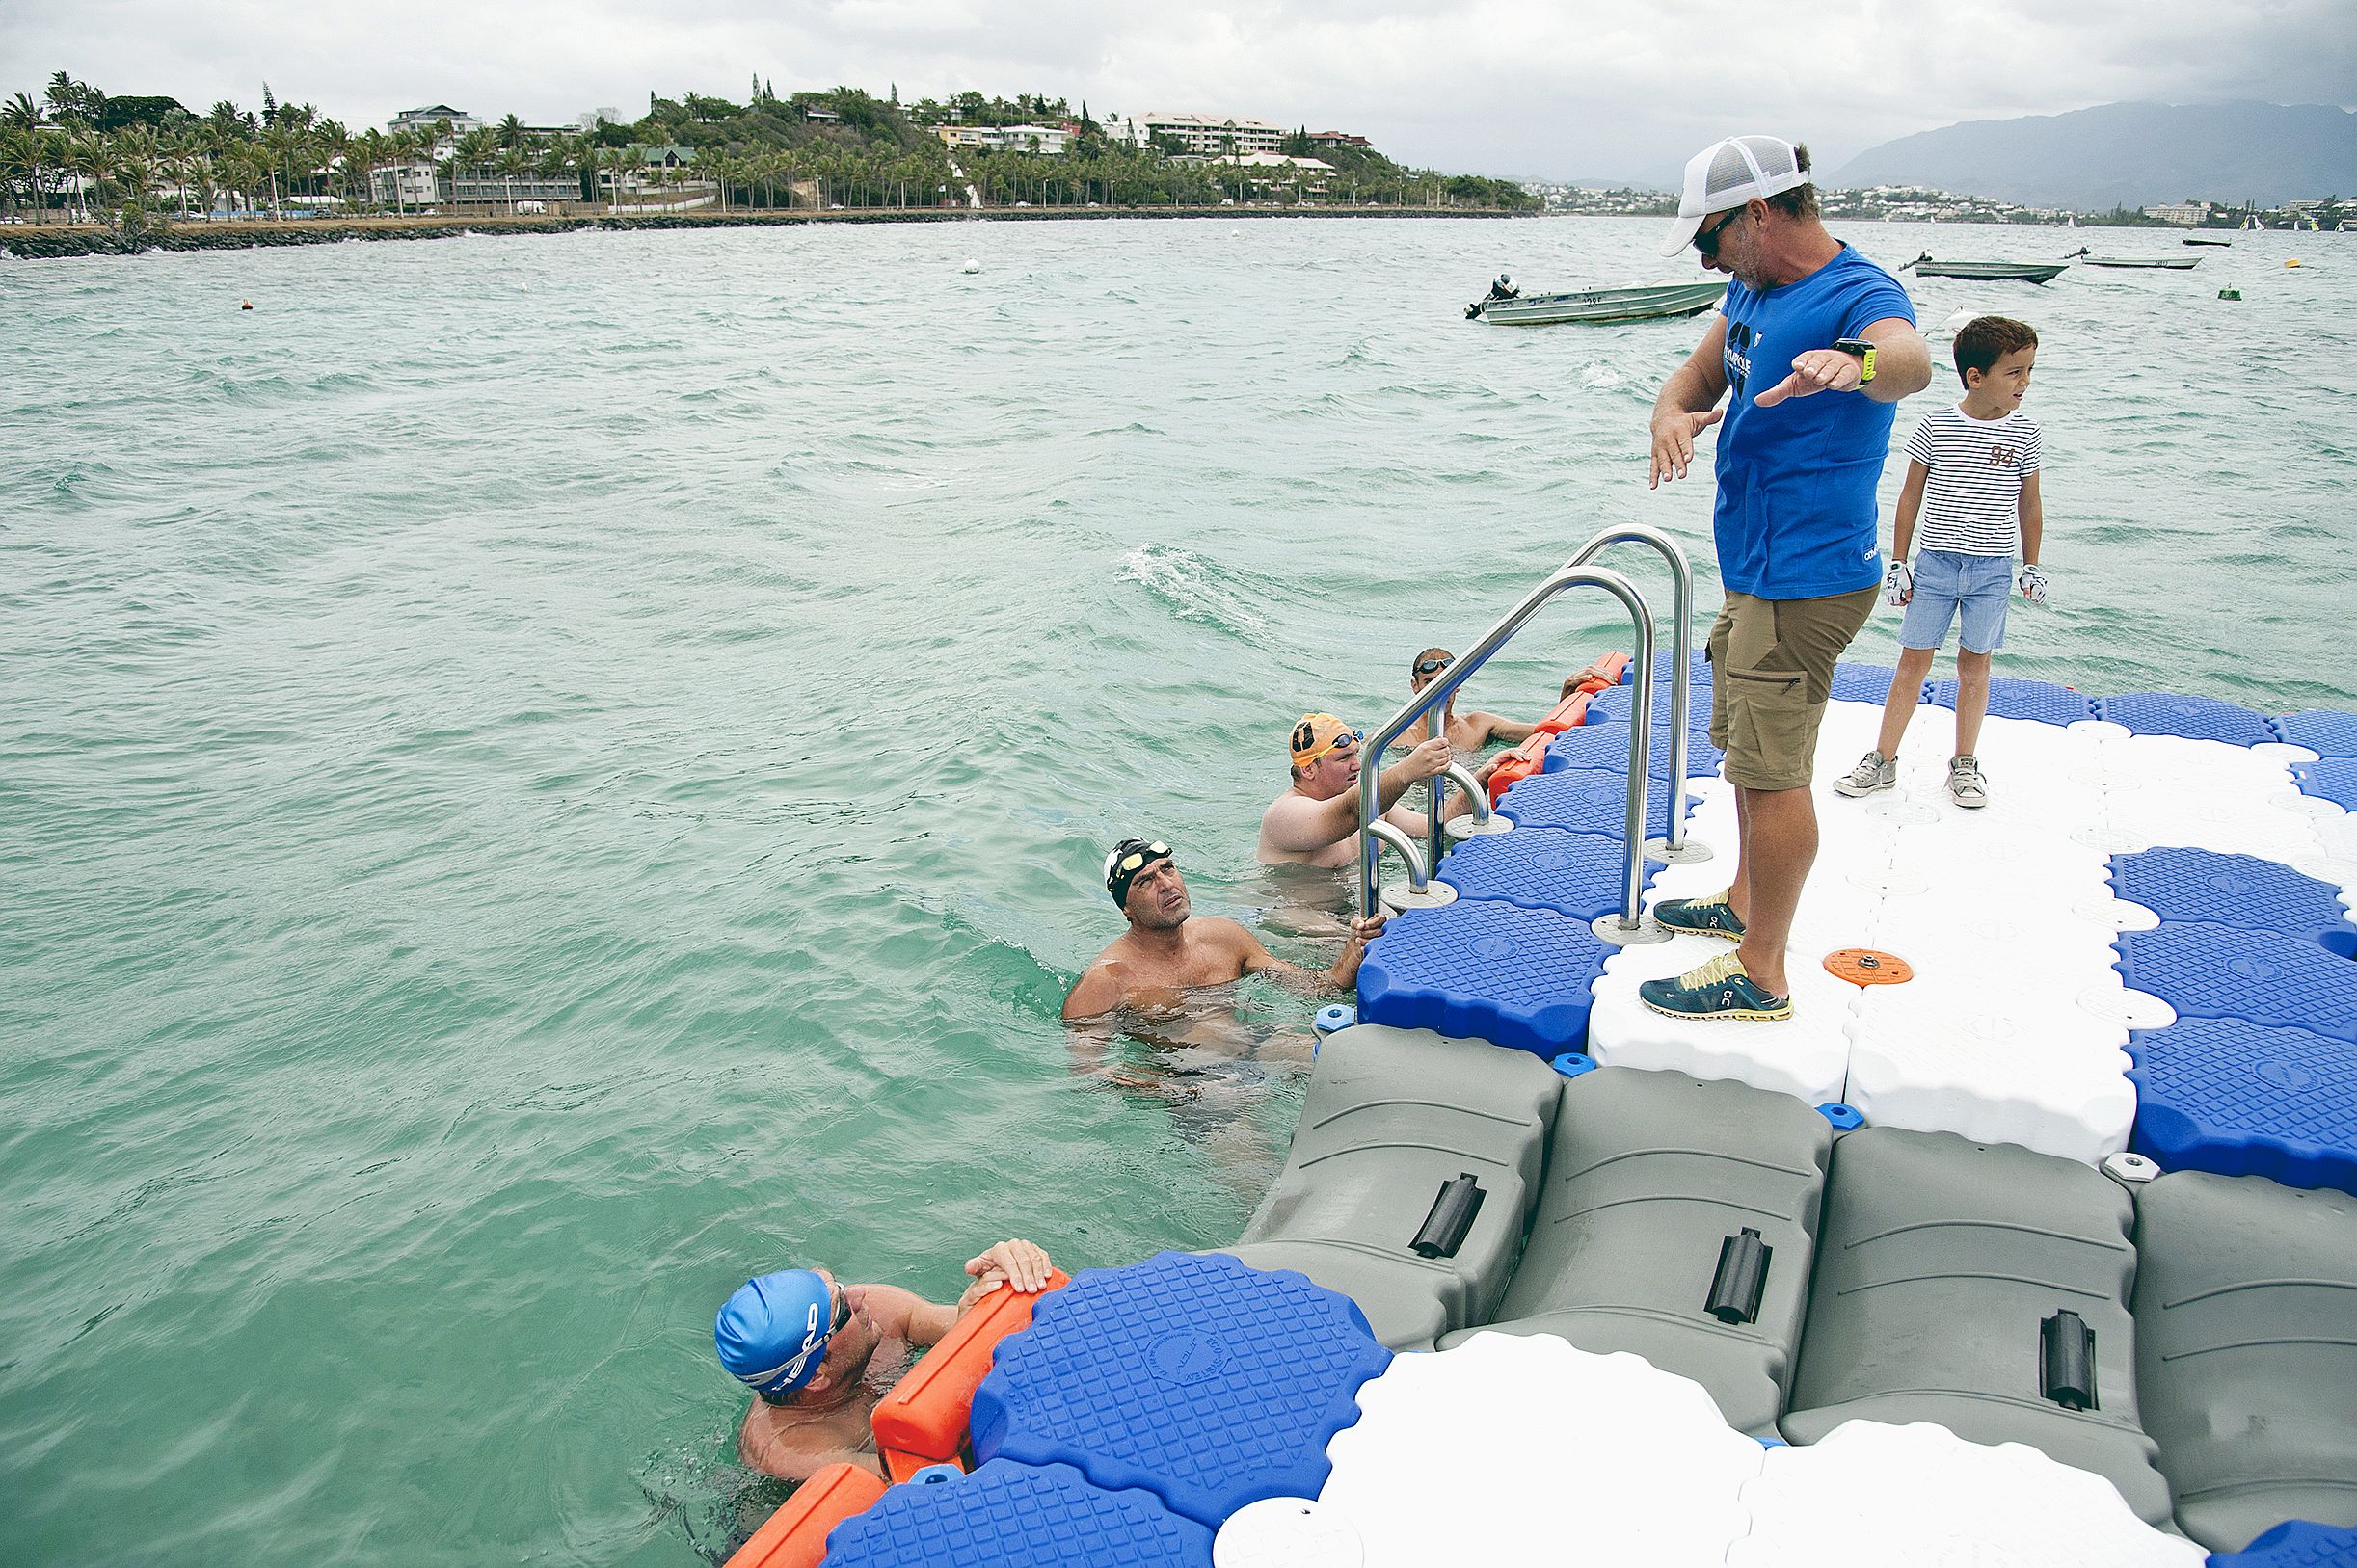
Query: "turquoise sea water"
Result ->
[[4, 216, 2352, 1565]]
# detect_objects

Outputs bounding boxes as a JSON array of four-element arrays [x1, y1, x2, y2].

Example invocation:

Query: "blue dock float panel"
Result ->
[[2275, 710, 2357, 757], [968, 1251, 1389, 1528], [1926, 675, 2097, 727], [1831, 661, 1916, 704], [2207, 1521, 2357, 1568], [2129, 1018, 2357, 1196], [1578, 685, 1721, 768], [1538, 720, 1727, 784], [2115, 923, 2357, 1043], [2098, 692, 2276, 746], [2110, 848, 2355, 942], [2291, 757, 2357, 811], [1502, 764, 1693, 842], [1356, 898, 1613, 1058], [817, 1458, 1215, 1568], [1437, 826, 1634, 921], [1617, 650, 1713, 690]]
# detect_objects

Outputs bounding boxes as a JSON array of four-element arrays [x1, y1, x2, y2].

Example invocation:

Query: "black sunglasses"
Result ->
[[1414, 656, 1454, 677], [1693, 208, 1741, 258]]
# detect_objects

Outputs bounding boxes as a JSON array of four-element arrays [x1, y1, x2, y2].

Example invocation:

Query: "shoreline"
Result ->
[[0, 204, 1521, 260]]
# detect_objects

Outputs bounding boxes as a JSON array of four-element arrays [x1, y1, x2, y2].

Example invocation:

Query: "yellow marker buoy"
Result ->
[[2286, 258, 2301, 268]]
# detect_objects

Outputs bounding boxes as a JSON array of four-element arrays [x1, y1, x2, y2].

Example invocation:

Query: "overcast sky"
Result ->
[[6, 0, 2352, 182]]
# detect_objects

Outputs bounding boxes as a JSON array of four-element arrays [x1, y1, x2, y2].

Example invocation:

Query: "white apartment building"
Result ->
[[368, 163, 442, 207], [1136, 113, 1284, 156], [934, 123, 1070, 155], [2149, 200, 2213, 226]]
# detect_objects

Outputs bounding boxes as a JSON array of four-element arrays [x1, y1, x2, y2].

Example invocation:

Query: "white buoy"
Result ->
[[962, 257, 980, 274]]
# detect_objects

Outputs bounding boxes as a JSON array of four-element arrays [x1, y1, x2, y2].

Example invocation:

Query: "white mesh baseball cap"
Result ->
[[1660, 135, 1809, 255]]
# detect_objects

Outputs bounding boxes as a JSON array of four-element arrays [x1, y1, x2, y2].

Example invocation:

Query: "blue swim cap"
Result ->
[[714, 1269, 836, 1398]]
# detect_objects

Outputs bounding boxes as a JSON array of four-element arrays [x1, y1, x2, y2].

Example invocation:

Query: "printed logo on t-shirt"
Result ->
[[1724, 319, 1756, 397], [1988, 445, 2021, 468]]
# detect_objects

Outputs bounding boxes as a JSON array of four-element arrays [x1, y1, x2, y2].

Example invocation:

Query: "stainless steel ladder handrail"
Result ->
[[1357, 564, 1658, 934], [1566, 523, 1700, 857]]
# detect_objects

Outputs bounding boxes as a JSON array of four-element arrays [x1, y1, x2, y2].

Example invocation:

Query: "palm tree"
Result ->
[[498, 113, 525, 151], [496, 146, 527, 213], [4, 92, 38, 132]]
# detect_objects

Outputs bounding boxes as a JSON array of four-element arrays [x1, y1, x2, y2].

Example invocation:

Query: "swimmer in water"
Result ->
[[1256, 713, 1459, 869], [1402, 648, 1547, 754], [716, 1239, 1054, 1482], [1062, 837, 1385, 1020]]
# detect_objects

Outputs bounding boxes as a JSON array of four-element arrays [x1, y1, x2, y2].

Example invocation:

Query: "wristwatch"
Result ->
[[1833, 338, 1877, 385]]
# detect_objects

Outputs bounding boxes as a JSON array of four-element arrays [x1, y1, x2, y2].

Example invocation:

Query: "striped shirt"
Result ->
[[1904, 404, 2043, 557]]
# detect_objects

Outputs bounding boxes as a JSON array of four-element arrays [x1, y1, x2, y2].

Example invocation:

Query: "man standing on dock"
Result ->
[[1643, 135, 1931, 1021]]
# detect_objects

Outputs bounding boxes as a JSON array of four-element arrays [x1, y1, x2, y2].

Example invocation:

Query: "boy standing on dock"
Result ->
[[1837, 316, 2047, 809]]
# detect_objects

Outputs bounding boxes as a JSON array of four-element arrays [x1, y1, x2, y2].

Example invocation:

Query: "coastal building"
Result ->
[[450, 171, 584, 208], [389, 104, 481, 138], [935, 124, 1070, 155], [368, 163, 442, 207], [1137, 113, 1285, 156], [2150, 199, 2214, 226], [1308, 131, 1370, 149]]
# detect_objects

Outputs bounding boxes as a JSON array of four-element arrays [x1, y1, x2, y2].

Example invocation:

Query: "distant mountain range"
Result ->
[[1827, 102, 2357, 211]]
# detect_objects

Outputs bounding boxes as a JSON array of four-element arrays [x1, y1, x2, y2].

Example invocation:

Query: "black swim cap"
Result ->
[[1104, 838, 1174, 908]]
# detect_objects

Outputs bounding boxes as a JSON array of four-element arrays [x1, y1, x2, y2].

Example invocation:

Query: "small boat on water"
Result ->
[[2081, 255, 2199, 270], [1902, 252, 2068, 284], [2183, 237, 2232, 247], [1467, 279, 1728, 326]]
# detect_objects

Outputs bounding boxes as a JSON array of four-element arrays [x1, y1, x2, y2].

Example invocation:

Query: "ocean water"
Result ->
[[2, 216, 2351, 1565]]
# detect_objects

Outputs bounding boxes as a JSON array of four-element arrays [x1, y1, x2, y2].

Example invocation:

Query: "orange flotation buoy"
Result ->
[[869, 1267, 1069, 1468], [1825, 948, 1914, 987], [1487, 729, 1552, 803], [1535, 687, 1595, 736], [723, 1461, 888, 1568]]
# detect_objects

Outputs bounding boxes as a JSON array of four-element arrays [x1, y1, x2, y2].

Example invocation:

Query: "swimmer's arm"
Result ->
[[846, 1283, 933, 1343], [1061, 960, 1123, 1021], [1471, 710, 1539, 746], [1234, 915, 1387, 994]]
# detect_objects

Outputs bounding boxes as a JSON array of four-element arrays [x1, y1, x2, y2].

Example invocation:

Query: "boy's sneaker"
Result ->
[[1638, 951, 1793, 1023], [1834, 750, 1897, 797], [1652, 890, 1746, 941], [1947, 755, 1989, 810]]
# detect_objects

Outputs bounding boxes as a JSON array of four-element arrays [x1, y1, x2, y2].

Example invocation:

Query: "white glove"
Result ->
[[2018, 563, 2049, 605], [1883, 558, 1913, 608]]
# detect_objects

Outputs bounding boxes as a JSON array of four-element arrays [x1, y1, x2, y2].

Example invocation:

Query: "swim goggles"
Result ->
[[1290, 721, 1363, 768], [1105, 839, 1175, 906], [1414, 655, 1455, 677]]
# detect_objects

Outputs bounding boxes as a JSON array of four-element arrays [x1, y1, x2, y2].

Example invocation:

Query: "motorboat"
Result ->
[[1468, 279, 1728, 326], [2183, 237, 2232, 247], [1902, 252, 2069, 283]]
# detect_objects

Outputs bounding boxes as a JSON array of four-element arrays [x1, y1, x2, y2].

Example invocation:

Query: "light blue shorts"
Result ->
[[1899, 548, 2012, 653]]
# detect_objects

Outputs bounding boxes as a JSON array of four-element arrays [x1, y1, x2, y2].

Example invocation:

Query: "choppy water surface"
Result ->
[[3, 216, 2351, 1564]]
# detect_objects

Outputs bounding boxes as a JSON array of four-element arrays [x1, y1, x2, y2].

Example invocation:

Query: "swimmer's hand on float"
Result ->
[[954, 1238, 1054, 1314]]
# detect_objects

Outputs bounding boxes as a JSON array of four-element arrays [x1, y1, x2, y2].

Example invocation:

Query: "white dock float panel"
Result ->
[[1728, 1421, 2206, 1568]]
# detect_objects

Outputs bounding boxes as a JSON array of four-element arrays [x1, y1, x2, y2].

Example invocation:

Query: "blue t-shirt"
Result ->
[[1713, 244, 1916, 599]]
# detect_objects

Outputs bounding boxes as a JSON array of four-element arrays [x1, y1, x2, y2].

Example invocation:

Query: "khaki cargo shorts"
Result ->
[[1706, 587, 1878, 791]]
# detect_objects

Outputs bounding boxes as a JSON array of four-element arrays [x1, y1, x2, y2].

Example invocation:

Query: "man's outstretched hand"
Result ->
[[1648, 409, 1724, 488], [1754, 348, 1864, 407]]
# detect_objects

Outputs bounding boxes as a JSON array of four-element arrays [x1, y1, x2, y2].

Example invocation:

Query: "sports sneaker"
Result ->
[[1652, 890, 1746, 941], [1947, 755, 1989, 810], [1834, 750, 1897, 797], [1638, 951, 1793, 1022]]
